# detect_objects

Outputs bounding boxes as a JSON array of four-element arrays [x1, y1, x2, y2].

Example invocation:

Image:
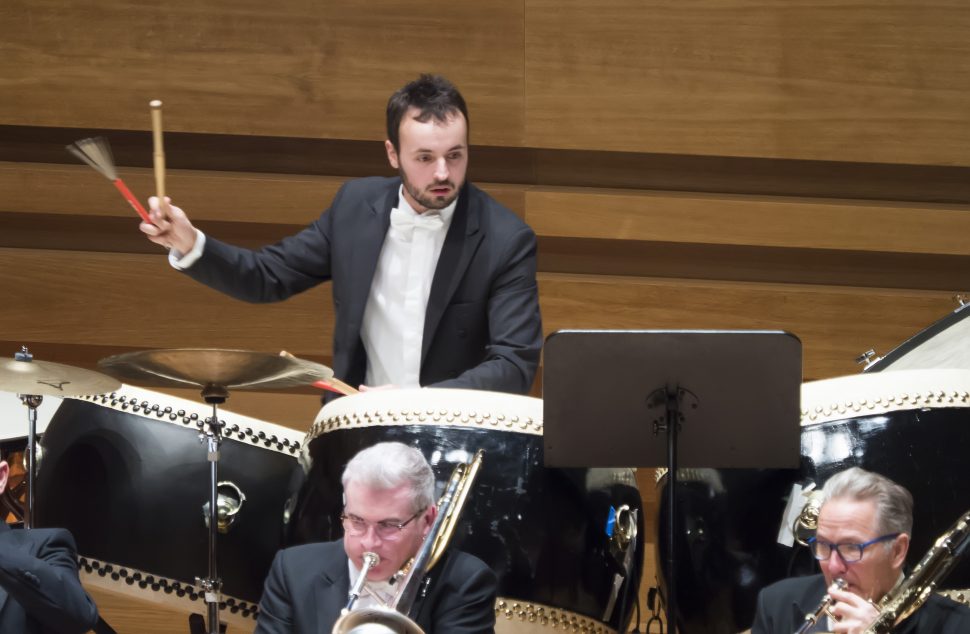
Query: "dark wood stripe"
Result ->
[[4, 125, 968, 203]]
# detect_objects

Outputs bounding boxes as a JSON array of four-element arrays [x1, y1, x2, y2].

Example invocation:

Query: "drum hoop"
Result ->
[[71, 384, 305, 456], [494, 597, 619, 633], [78, 555, 258, 624], [306, 388, 543, 447], [801, 368, 970, 426]]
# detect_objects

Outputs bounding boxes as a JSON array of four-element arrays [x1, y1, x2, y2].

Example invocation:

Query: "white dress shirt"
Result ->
[[347, 559, 397, 610], [360, 188, 456, 387], [169, 186, 456, 388]]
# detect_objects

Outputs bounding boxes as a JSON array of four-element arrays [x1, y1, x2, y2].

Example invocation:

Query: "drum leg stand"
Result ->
[[19, 392, 42, 529], [15, 347, 42, 530], [195, 384, 228, 634]]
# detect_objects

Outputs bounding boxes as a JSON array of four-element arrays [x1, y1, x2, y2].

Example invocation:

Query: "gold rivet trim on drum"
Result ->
[[306, 406, 544, 441], [799, 369, 970, 424], [77, 555, 259, 619], [494, 597, 614, 632], [938, 588, 970, 608], [800, 379, 970, 426]]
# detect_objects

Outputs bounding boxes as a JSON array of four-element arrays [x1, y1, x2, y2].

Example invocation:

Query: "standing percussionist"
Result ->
[[255, 442, 496, 633], [752, 467, 970, 633], [140, 74, 542, 395]]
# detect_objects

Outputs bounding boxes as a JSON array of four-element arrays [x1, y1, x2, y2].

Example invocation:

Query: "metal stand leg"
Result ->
[[20, 394, 42, 529], [196, 385, 227, 634]]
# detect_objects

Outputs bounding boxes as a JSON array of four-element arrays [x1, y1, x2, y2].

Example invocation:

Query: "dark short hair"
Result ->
[[386, 74, 469, 151]]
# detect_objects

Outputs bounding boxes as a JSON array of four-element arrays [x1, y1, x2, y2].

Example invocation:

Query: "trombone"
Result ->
[[332, 450, 484, 634]]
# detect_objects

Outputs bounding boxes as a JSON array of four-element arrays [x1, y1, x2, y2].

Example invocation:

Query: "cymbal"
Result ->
[[0, 357, 121, 397], [98, 348, 334, 392]]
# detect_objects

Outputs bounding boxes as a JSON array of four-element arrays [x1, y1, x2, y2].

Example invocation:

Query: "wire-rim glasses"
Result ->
[[807, 532, 901, 563], [340, 508, 425, 540]]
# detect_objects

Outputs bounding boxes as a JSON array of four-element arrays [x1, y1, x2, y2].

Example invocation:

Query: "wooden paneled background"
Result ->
[[1, 0, 969, 632]]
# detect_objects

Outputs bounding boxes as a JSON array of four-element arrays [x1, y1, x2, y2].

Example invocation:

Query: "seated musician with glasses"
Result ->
[[752, 467, 970, 634], [255, 441, 497, 633]]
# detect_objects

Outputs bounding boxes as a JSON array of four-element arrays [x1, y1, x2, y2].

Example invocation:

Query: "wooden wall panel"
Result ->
[[0, 248, 334, 357], [539, 274, 957, 380], [527, 190, 970, 256], [0, 0, 525, 146], [525, 0, 970, 165]]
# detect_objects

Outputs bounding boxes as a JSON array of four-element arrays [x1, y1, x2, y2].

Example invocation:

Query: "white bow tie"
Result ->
[[390, 206, 444, 238]]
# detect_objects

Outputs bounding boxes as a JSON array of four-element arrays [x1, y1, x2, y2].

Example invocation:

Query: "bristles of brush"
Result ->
[[66, 137, 118, 181]]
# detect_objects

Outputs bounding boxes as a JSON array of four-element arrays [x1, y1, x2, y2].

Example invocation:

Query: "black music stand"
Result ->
[[543, 330, 802, 634]]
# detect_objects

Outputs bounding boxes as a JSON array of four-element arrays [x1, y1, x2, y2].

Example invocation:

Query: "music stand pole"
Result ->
[[656, 387, 681, 634]]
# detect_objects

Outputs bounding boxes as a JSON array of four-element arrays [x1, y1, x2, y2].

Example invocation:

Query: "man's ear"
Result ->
[[892, 533, 910, 569], [0, 461, 9, 496], [421, 505, 438, 537], [385, 140, 400, 170]]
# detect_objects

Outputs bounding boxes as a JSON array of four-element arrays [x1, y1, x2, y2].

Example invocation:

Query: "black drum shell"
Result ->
[[287, 423, 644, 630], [34, 393, 303, 604], [656, 371, 970, 634]]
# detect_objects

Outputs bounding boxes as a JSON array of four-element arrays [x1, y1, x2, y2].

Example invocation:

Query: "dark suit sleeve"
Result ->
[[424, 554, 497, 634], [255, 549, 296, 634], [182, 188, 341, 304], [0, 528, 98, 633], [431, 223, 542, 394], [751, 585, 772, 634]]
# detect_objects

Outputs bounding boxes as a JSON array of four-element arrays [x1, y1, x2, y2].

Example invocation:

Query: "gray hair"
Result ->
[[341, 442, 435, 513], [821, 467, 913, 535]]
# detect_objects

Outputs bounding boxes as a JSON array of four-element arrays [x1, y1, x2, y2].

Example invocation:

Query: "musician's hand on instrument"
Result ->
[[828, 587, 879, 634], [141, 196, 197, 254]]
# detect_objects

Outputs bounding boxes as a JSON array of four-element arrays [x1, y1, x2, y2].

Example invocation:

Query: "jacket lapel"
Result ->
[[422, 184, 483, 362], [315, 551, 350, 634], [792, 578, 828, 633], [345, 182, 397, 347]]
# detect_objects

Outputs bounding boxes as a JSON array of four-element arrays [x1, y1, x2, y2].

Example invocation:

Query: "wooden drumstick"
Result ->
[[149, 99, 166, 202], [278, 351, 358, 395]]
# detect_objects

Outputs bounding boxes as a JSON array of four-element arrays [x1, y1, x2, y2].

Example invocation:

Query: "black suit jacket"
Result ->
[[255, 540, 497, 634], [184, 177, 542, 394], [752, 573, 970, 634], [0, 523, 99, 634]]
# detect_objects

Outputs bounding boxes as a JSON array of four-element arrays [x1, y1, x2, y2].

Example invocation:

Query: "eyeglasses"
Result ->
[[807, 533, 901, 563], [340, 508, 425, 540]]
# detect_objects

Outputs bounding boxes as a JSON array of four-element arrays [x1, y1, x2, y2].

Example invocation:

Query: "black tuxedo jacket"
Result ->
[[254, 540, 497, 634], [0, 523, 98, 633], [185, 177, 542, 394], [752, 573, 970, 634]]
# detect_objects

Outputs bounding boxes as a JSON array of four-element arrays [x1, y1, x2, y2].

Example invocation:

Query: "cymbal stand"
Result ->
[[196, 383, 228, 634], [15, 347, 40, 529]]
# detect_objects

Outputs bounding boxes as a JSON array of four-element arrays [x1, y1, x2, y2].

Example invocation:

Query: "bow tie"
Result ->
[[390, 206, 444, 238]]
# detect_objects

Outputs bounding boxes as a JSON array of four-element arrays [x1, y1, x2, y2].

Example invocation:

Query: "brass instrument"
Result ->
[[343, 552, 380, 613], [795, 578, 846, 634], [793, 489, 825, 547], [863, 509, 970, 634], [332, 450, 485, 634]]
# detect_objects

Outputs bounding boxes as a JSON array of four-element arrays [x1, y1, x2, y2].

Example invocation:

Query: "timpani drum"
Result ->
[[655, 368, 970, 634], [33, 385, 304, 624], [286, 388, 645, 633]]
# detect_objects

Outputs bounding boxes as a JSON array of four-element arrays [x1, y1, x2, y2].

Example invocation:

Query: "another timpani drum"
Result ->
[[34, 385, 304, 626], [286, 388, 645, 633], [655, 368, 970, 634]]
